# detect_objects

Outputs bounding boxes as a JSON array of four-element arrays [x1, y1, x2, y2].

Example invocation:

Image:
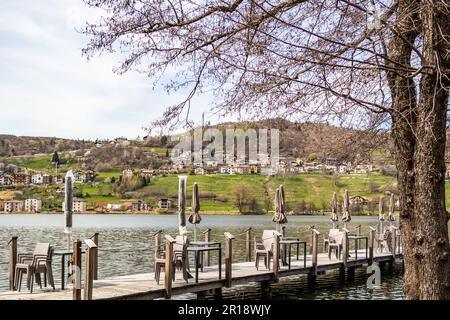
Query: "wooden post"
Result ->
[[245, 227, 252, 262], [90, 233, 99, 280], [84, 239, 97, 300], [203, 228, 211, 267], [164, 235, 176, 299], [224, 232, 235, 288], [342, 228, 349, 267], [309, 225, 315, 254], [311, 229, 320, 275], [272, 231, 282, 279], [391, 226, 397, 258], [72, 239, 82, 300], [369, 227, 376, 264], [154, 230, 162, 257], [8, 236, 18, 291], [355, 225, 361, 252]]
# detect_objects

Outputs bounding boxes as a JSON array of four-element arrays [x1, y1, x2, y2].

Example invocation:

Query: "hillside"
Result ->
[[1, 120, 394, 172], [0, 135, 94, 157]]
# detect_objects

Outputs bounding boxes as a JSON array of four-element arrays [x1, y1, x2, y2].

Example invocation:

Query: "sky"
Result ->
[[0, 1, 218, 140]]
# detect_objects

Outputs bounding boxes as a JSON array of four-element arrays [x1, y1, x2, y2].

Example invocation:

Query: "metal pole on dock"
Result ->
[[8, 236, 18, 291], [224, 232, 235, 288], [72, 239, 82, 300]]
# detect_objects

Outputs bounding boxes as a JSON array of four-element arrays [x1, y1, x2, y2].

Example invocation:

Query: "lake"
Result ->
[[0, 214, 404, 299]]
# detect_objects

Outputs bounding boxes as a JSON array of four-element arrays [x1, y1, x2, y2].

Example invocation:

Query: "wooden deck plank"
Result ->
[[0, 249, 402, 300]]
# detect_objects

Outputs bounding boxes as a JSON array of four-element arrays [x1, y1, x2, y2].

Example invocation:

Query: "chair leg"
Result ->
[[44, 272, 47, 288], [155, 264, 160, 285], [17, 270, 23, 292], [14, 267, 20, 291], [36, 273, 42, 289], [29, 271, 34, 294], [255, 255, 259, 270], [47, 265, 55, 290], [267, 254, 271, 270]]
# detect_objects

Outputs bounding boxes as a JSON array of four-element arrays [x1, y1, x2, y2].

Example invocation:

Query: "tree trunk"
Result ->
[[388, 0, 450, 299]]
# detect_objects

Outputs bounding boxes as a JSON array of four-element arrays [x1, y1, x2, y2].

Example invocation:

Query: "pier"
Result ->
[[0, 226, 403, 300]]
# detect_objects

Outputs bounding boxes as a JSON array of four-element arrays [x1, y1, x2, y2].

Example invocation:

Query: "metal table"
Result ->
[[187, 243, 222, 284], [347, 235, 368, 260], [54, 250, 85, 290], [280, 238, 307, 270]]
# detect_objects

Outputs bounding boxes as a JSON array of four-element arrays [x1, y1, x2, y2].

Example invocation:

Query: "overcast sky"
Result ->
[[0, 1, 218, 140]]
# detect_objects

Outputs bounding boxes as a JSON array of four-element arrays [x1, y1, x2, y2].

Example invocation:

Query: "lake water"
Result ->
[[0, 214, 404, 299]]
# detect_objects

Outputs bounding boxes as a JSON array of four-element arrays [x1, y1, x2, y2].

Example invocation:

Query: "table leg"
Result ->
[[296, 242, 299, 260], [366, 238, 369, 258], [218, 246, 222, 280], [303, 243, 306, 268], [288, 244, 292, 270], [355, 239, 358, 260], [195, 251, 199, 284], [61, 255, 65, 290]]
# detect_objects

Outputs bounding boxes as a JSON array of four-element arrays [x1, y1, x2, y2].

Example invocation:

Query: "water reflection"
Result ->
[[0, 214, 404, 299]]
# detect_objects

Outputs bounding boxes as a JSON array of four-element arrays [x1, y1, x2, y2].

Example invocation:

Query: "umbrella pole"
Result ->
[[194, 224, 197, 242], [67, 232, 71, 251]]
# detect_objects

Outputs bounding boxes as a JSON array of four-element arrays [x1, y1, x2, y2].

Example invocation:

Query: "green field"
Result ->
[[133, 173, 398, 213], [96, 168, 121, 179]]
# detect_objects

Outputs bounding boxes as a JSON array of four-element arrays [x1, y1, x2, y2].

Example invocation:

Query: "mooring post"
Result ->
[[272, 231, 282, 279], [8, 236, 18, 291], [309, 225, 315, 254], [84, 239, 97, 300], [342, 228, 349, 268], [391, 226, 398, 258], [72, 239, 82, 300], [311, 228, 320, 275], [224, 232, 235, 288], [369, 226, 376, 264], [355, 225, 361, 252], [90, 233, 99, 280], [245, 227, 252, 262], [164, 235, 176, 299], [204, 228, 212, 267]]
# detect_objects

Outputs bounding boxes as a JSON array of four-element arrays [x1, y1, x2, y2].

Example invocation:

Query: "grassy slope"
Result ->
[[138, 173, 398, 213]]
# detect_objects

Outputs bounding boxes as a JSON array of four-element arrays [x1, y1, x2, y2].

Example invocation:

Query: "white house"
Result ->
[[219, 166, 235, 174], [4, 200, 23, 213], [122, 169, 133, 179], [31, 173, 44, 184], [0, 173, 13, 186], [106, 203, 124, 211], [63, 198, 87, 212], [24, 199, 42, 213], [194, 167, 207, 175]]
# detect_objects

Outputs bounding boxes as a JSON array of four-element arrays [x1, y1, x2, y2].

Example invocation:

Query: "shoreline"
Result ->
[[0, 211, 385, 217]]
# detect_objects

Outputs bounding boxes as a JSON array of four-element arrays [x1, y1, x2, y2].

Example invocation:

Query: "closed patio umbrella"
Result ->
[[330, 192, 339, 228], [378, 195, 386, 233], [388, 192, 395, 226], [189, 182, 202, 241], [178, 176, 188, 236], [342, 189, 351, 228], [64, 170, 74, 250], [272, 185, 288, 231]]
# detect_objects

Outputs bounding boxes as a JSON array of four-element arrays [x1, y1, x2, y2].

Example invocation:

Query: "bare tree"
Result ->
[[82, 0, 450, 298]]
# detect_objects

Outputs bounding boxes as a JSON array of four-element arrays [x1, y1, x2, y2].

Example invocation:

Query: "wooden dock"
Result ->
[[0, 249, 402, 300]]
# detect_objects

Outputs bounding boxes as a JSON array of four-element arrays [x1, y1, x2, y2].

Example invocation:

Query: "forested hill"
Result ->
[[0, 135, 94, 157], [1, 119, 393, 164]]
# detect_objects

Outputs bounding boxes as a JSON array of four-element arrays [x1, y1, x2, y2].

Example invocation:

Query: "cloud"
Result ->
[[0, 0, 216, 140]]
